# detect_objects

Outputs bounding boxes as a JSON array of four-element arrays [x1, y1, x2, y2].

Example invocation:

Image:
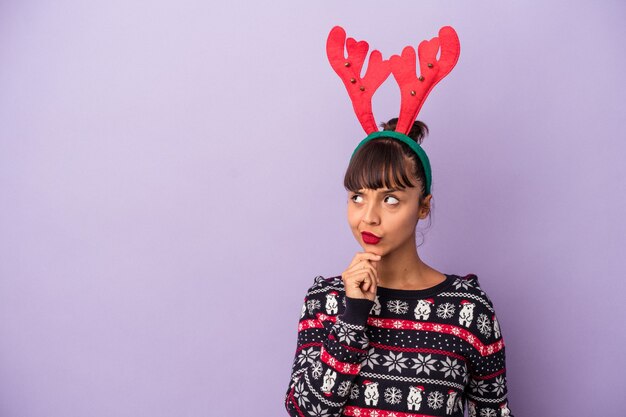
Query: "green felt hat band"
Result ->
[[350, 130, 432, 196]]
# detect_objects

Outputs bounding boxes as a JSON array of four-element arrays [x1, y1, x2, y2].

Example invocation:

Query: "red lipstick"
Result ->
[[361, 231, 381, 245]]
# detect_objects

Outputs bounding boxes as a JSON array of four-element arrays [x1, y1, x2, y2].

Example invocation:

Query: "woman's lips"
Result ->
[[361, 231, 381, 244]]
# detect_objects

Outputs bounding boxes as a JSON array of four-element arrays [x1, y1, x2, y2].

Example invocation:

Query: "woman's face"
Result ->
[[347, 185, 431, 256]]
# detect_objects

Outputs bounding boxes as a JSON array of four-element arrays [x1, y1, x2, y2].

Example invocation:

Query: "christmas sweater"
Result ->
[[284, 273, 514, 417]]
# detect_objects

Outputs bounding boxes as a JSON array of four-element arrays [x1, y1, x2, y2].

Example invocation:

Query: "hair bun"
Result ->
[[380, 118, 429, 145]]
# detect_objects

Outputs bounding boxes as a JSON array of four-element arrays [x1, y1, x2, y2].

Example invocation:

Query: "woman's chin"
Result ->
[[359, 243, 384, 256]]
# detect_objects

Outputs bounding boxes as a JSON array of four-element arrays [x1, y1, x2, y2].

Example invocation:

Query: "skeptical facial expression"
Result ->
[[347, 186, 430, 256]]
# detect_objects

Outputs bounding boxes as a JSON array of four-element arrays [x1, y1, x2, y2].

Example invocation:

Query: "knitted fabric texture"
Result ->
[[284, 274, 514, 417]]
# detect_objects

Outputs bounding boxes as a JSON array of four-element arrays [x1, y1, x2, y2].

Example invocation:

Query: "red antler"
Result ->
[[390, 26, 460, 134], [326, 26, 391, 134]]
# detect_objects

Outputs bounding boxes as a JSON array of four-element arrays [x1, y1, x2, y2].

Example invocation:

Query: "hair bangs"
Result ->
[[344, 139, 420, 192]]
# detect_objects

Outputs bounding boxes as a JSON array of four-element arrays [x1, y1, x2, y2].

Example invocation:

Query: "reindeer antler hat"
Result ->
[[326, 26, 461, 196]]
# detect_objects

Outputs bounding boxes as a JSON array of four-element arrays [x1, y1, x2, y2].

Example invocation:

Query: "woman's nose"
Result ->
[[362, 203, 380, 225]]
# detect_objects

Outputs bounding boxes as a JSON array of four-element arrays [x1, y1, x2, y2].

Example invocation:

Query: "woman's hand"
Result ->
[[341, 252, 381, 301]]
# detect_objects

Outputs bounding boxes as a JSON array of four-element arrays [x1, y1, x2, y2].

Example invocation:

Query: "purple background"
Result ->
[[1, 1, 625, 416]]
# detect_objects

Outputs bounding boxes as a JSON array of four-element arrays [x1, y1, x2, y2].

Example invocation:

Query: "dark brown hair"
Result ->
[[344, 118, 430, 201], [343, 118, 433, 244]]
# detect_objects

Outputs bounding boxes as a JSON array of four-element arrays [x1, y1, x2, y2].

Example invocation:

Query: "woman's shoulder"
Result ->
[[306, 274, 345, 293], [447, 273, 496, 307], [300, 275, 347, 310]]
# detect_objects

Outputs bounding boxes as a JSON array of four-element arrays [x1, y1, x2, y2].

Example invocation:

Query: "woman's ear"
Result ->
[[418, 194, 432, 219]]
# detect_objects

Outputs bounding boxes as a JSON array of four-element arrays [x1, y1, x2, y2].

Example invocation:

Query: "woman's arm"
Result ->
[[284, 276, 374, 417], [464, 301, 514, 417]]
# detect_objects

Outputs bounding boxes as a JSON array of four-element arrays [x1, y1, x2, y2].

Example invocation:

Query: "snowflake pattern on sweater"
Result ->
[[284, 273, 514, 417]]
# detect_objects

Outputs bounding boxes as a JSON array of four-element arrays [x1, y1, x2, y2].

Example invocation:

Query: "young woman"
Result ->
[[284, 25, 513, 417], [283, 119, 514, 417]]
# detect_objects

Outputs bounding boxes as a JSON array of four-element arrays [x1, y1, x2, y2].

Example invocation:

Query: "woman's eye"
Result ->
[[351, 194, 363, 203], [385, 196, 399, 205]]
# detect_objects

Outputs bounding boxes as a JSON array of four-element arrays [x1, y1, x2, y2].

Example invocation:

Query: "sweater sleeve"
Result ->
[[284, 276, 374, 417], [464, 298, 514, 417]]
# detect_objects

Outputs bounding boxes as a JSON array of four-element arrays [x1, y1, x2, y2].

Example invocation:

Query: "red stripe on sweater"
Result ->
[[472, 367, 506, 380], [369, 341, 467, 363], [367, 317, 504, 357], [299, 314, 504, 356], [320, 345, 361, 375], [343, 405, 438, 417], [298, 313, 338, 331]]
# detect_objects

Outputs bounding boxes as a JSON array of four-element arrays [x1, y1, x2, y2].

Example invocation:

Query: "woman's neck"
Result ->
[[374, 240, 445, 290]]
